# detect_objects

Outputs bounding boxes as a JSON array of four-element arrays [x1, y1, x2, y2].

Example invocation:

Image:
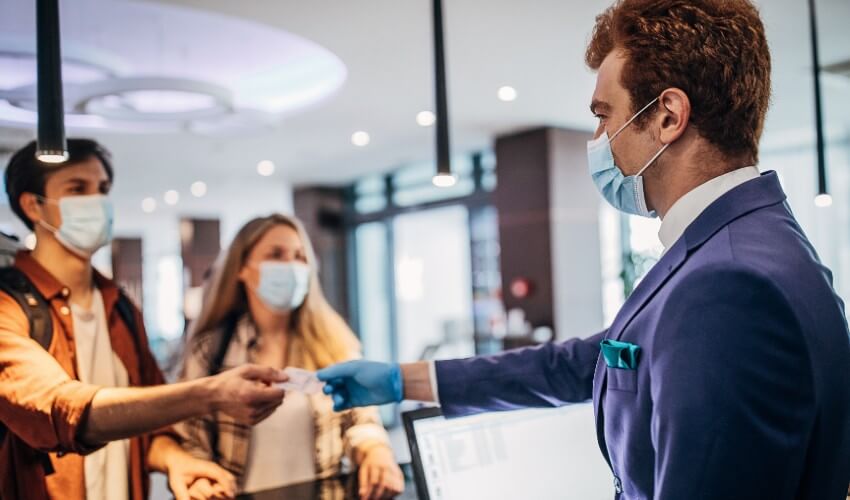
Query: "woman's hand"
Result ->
[[186, 477, 234, 500], [358, 446, 404, 499], [166, 453, 235, 500]]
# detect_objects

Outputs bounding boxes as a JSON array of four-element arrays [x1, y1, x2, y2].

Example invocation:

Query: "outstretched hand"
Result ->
[[317, 361, 403, 411]]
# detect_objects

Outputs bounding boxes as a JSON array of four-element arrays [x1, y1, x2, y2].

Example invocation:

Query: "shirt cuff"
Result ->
[[428, 360, 440, 403], [57, 382, 107, 455]]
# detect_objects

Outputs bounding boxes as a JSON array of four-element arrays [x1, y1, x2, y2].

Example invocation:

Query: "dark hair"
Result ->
[[586, 0, 771, 164], [4, 138, 114, 230]]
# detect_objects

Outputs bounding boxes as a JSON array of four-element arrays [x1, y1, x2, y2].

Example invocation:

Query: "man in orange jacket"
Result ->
[[0, 139, 288, 500]]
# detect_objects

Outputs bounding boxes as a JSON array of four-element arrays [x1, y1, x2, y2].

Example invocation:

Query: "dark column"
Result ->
[[293, 187, 350, 322], [495, 128, 555, 329], [111, 237, 143, 307], [494, 127, 604, 338], [179, 218, 220, 324], [180, 218, 220, 287]]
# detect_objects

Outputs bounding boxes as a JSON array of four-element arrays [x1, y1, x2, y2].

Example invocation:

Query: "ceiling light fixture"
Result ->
[[807, 0, 829, 203], [351, 131, 370, 147], [0, 0, 348, 135], [257, 160, 275, 176], [35, 0, 68, 163], [142, 197, 157, 213], [431, 0, 455, 188], [497, 86, 517, 102], [814, 193, 833, 208], [433, 174, 457, 187], [164, 190, 179, 205], [190, 181, 207, 198], [416, 110, 436, 127]]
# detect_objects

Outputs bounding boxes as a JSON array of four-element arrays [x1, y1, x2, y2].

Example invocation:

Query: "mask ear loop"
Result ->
[[31, 194, 61, 234], [609, 97, 660, 143], [636, 143, 671, 177], [37, 219, 60, 234]]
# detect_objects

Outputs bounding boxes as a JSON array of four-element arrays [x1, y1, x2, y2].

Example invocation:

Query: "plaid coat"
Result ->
[[175, 316, 391, 492]]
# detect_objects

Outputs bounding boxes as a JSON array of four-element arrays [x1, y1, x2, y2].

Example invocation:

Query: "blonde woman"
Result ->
[[177, 214, 403, 499]]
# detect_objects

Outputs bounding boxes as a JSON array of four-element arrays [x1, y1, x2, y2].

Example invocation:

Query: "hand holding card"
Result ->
[[275, 367, 324, 394]]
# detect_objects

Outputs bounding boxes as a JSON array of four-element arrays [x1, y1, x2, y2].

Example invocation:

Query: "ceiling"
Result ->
[[1, 0, 849, 200], [0, 0, 347, 133]]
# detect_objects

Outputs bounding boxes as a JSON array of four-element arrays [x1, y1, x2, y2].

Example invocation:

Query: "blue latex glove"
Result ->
[[316, 360, 404, 411]]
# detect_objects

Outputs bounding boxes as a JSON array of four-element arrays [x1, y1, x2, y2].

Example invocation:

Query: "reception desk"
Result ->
[[237, 467, 419, 500]]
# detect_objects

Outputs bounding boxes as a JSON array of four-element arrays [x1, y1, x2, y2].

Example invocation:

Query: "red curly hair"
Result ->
[[586, 0, 771, 164]]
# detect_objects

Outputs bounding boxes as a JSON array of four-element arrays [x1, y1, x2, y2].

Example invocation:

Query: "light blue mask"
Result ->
[[256, 261, 311, 312], [587, 97, 670, 218], [38, 194, 114, 257]]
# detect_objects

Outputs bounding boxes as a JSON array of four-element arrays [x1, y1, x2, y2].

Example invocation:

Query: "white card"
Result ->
[[275, 367, 324, 394]]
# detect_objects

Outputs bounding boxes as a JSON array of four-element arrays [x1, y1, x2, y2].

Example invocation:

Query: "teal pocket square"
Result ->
[[600, 339, 641, 370]]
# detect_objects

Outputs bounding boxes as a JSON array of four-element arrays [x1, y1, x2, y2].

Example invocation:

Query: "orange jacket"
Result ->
[[0, 251, 170, 500]]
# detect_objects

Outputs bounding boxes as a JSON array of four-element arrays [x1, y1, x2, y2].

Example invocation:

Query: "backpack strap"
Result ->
[[0, 267, 53, 351], [114, 290, 143, 360], [0, 267, 55, 475]]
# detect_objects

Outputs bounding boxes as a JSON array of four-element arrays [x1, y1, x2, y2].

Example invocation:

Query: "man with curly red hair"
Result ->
[[320, 1, 850, 498]]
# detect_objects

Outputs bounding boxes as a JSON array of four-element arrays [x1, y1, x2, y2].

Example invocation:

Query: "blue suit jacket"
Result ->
[[435, 172, 850, 499]]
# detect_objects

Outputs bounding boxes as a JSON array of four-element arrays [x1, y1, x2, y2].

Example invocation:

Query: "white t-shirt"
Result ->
[[71, 288, 130, 500], [242, 390, 316, 493]]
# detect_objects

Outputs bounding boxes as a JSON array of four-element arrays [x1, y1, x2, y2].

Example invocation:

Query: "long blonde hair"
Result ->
[[189, 213, 360, 370]]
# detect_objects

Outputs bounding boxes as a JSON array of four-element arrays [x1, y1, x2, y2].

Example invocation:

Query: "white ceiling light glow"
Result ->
[[164, 190, 180, 205], [142, 197, 157, 213], [190, 181, 207, 198], [814, 193, 833, 207], [497, 86, 518, 102], [257, 160, 275, 176], [416, 111, 436, 127], [351, 131, 371, 147], [0, 0, 347, 134], [78, 78, 233, 122], [432, 173, 457, 187]]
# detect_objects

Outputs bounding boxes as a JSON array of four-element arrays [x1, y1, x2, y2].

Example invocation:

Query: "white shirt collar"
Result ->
[[658, 166, 760, 250]]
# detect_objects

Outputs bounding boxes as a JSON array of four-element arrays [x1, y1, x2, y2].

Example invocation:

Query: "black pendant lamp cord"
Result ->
[[36, 0, 68, 162], [807, 0, 827, 196], [433, 0, 452, 179]]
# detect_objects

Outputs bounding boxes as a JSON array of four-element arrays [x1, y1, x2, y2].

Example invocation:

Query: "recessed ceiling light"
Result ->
[[164, 190, 180, 206], [257, 160, 275, 176], [191, 181, 207, 198], [351, 131, 371, 147], [815, 193, 833, 208], [142, 197, 157, 213], [416, 111, 436, 127], [497, 86, 517, 102]]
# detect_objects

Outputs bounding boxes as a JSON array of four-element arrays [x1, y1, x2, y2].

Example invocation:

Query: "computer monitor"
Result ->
[[403, 404, 612, 500]]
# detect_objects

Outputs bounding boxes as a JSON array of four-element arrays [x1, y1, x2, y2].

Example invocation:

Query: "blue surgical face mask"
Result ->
[[255, 261, 311, 312], [38, 194, 114, 257], [587, 97, 670, 218]]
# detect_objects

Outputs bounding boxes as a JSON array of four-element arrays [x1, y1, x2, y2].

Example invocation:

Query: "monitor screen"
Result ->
[[407, 404, 612, 500]]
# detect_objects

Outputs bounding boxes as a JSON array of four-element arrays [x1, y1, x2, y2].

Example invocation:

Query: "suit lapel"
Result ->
[[592, 239, 687, 465]]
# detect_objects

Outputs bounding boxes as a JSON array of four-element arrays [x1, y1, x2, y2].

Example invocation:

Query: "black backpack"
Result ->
[[0, 266, 141, 475]]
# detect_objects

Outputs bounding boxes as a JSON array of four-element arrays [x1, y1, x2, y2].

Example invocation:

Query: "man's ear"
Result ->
[[18, 192, 43, 228], [657, 88, 691, 145]]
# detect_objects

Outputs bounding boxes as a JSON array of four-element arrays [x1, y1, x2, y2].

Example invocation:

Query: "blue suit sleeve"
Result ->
[[435, 331, 605, 418], [650, 264, 815, 500]]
